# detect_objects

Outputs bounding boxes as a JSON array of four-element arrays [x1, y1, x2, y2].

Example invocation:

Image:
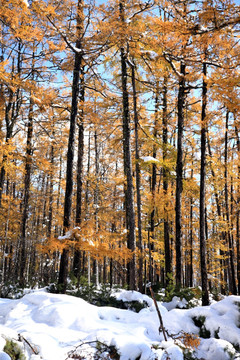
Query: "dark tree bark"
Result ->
[[189, 170, 194, 288], [162, 74, 171, 284], [224, 111, 237, 294], [19, 96, 34, 287], [149, 84, 159, 284], [48, 143, 54, 238], [0, 43, 22, 207], [93, 129, 99, 286], [130, 61, 143, 292], [58, 0, 84, 293], [85, 131, 91, 217], [42, 141, 55, 285], [73, 70, 85, 279], [235, 123, 240, 294], [75, 82, 85, 226], [200, 60, 209, 305], [175, 61, 185, 287], [119, 0, 136, 290]]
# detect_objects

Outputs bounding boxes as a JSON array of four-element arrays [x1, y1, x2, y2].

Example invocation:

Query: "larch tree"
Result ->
[[119, 0, 136, 290], [57, 0, 85, 293]]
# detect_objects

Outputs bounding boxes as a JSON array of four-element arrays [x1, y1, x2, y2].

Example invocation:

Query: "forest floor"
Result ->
[[0, 288, 240, 359]]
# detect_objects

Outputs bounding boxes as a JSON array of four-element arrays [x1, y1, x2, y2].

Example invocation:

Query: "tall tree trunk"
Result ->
[[131, 61, 143, 292], [224, 111, 237, 294], [149, 84, 159, 284], [94, 129, 99, 287], [0, 45, 22, 207], [48, 143, 54, 238], [43, 143, 55, 285], [189, 167, 194, 288], [84, 131, 91, 281], [19, 95, 34, 287], [162, 74, 171, 285], [58, 0, 84, 292], [207, 134, 227, 293], [119, 0, 136, 290], [73, 69, 85, 279], [200, 60, 209, 305], [235, 123, 240, 294], [175, 61, 185, 287]]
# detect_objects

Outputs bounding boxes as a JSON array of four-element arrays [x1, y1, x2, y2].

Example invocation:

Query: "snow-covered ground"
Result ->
[[0, 288, 240, 360]]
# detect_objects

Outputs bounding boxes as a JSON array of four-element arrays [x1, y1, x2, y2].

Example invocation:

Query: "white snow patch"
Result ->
[[0, 289, 239, 359], [141, 156, 160, 164]]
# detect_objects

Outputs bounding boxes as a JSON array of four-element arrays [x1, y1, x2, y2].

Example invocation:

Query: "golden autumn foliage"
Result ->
[[0, 0, 239, 292]]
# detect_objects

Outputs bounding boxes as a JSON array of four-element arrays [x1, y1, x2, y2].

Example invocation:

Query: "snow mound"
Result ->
[[0, 289, 239, 360]]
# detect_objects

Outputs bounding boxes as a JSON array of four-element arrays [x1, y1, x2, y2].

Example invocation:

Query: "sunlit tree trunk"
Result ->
[[235, 123, 240, 294], [119, 0, 136, 290], [131, 61, 143, 292], [149, 84, 159, 284], [0, 42, 22, 207], [19, 95, 34, 287], [162, 74, 171, 285], [207, 134, 227, 293], [94, 129, 99, 287], [73, 70, 85, 280], [224, 111, 237, 294], [58, 0, 84, 293], [199, 59, 209, 305], [175, 61, 185, 287]]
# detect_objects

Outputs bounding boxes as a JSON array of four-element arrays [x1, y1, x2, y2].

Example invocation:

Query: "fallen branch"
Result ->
[[18, 334, 39, 355], [146, 282, 168, 341]]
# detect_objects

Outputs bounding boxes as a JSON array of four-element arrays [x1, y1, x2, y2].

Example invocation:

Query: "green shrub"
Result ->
[[3, 339, 26, 360], [162, 275, 202, 308], [192, 316, 211, 338], [48, 281, 148, 312]]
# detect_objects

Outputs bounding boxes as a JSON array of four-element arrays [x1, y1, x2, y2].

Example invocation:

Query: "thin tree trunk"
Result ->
[[19, 95, 34, 287], [43, 143, 55, 285], [224, 111, 237, 294], [48, 143, 54, 238], [119, 0, 136, 290], [149, 84, 159, 284], [94, 129, 99, 287], [200, 60, 209, 305], [84, 131, 91, 280], [130, 61, 143, 292], [189, 175, 193, 288], [175, 61, 185, 287], [235, 123, 240, 294], [162, 74, 171, 284], [73, 70, 85, 279], [58, 0, 84, 292], [0, 44, 22, 207], [85, 131, 91, 218], [207, 134, 227, 293]]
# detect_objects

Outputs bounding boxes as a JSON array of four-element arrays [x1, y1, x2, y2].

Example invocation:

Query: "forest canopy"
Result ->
[[0, 0, 240, 305]]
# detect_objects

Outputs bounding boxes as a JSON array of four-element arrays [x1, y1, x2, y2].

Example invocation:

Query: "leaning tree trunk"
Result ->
[[58, 0, 84, 293], [175, 61, 185, 287], [119, 0, 136, 290]]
